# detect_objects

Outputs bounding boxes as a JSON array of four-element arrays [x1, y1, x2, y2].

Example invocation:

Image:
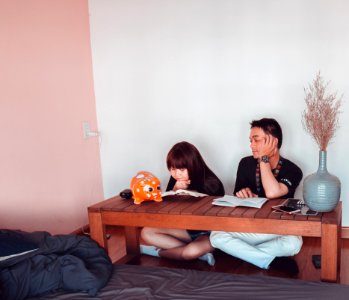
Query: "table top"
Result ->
[[88, 195, 330, 223]]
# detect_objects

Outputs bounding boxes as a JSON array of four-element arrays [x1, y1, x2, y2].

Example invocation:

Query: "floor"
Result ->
[[105, 226, 349, 285]]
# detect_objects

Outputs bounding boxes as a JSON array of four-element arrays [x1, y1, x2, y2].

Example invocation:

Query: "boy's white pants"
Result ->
[[210, 231, 303, 269]]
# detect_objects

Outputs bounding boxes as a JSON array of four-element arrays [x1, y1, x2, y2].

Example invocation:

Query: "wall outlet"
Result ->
[[82, 122, 99, 139]]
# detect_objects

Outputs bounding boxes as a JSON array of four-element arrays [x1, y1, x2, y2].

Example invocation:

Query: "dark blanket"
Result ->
[[0, 230, 112, 300]]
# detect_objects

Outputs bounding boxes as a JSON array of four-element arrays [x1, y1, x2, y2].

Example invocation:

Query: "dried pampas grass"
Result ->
[[302, 72, 342, 151]]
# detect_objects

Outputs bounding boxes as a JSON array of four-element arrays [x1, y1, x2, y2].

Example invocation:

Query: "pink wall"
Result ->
[[0, 0, 103, 234]]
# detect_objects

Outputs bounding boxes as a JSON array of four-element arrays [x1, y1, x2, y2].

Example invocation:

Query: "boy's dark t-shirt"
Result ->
[[233, 156, 303, 199]]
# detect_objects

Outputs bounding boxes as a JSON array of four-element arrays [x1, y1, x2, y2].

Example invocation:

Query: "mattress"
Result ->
[[28, 264, 349, 300]]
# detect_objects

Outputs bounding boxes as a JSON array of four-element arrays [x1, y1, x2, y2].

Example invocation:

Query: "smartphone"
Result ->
[[284, 198, 305, 209], [300, 206, 318, 216], [272, 205, 300, 214]]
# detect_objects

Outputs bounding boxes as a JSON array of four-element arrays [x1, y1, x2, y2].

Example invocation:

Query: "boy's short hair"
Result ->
[[250, 118, 283, 149]]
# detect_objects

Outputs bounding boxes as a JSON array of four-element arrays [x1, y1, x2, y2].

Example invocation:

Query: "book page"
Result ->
[[212, 195, 267, 208], [162, 189, 208, 197]]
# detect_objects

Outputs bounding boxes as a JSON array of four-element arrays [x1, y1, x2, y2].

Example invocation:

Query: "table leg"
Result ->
[[124, 226, 140, 255], [337, 212, 342, 273], [321, 223, 339, 282], [88, 211, 107, 250]]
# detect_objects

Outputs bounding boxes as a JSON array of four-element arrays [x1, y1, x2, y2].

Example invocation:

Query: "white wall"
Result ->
[[88, 0, 349, 225]]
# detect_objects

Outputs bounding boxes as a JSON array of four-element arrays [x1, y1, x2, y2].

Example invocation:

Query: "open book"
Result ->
[[212, 195, 268, 208], [161, 189, 208, 197]]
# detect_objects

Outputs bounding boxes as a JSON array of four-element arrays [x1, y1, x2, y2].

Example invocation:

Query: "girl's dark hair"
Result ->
[[167, 141, 205, 184], [250, 118, 283, 149], [166, 141, 224, 195]]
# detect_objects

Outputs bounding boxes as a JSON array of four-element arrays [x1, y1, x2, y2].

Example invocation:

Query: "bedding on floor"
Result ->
[[0, 230, 112, 300], [27, 264, 349, 300]]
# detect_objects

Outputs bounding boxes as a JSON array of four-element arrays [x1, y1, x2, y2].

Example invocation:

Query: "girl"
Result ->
[[140, 141, 225, 265]]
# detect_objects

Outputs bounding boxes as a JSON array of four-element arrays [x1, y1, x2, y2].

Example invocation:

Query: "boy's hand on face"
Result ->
[[259, 134, 278, 158], [236, 187, 258, 198]]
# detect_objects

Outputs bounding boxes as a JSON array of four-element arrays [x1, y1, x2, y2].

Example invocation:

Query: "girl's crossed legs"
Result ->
[[140, 227, 215, 265]]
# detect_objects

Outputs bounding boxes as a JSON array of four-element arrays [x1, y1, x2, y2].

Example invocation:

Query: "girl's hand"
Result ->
[[173, 180, 191, 191]]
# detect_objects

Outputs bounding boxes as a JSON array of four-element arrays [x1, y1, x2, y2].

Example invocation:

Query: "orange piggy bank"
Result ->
[[130, 171, 162, 204]]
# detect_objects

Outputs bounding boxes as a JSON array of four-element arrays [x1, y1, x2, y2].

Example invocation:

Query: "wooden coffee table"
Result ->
[[88, 195, 342, 282]]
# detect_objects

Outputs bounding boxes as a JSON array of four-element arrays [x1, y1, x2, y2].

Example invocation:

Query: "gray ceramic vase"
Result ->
[[303, 151, 341, 212]]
